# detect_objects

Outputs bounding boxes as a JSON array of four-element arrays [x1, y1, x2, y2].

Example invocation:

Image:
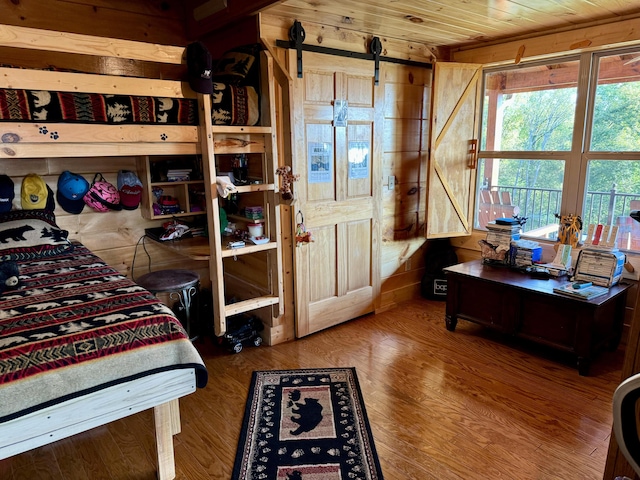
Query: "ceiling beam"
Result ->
[[186, 0, 286, 39]]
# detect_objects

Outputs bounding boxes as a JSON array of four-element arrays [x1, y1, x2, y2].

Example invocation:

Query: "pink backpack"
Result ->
[[83, 173, 122, 212]]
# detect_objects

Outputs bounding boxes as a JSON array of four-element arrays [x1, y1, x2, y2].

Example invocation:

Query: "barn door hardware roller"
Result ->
[[275, 21, 433, 80], [370, 37, 382, 85], [289, 20, 305, 78]]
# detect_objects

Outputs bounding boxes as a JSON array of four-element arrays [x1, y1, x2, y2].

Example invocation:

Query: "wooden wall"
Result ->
[[0, 0, 188, 45], [259, 13, 435, 312], [1, 158, 210, 288], [379, 63, 431, 310], [0, 0, 207, 310]]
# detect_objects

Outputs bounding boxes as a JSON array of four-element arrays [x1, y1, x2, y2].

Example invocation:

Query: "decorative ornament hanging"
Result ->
[[295, 210, 314, 245]]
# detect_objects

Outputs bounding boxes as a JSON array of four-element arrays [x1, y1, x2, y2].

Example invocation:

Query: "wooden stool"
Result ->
[[136, 269, 200, 340]]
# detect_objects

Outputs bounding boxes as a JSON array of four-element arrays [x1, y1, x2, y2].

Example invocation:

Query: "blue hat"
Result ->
[[57, 171, 90, 214], [0, 175, 14, 212]]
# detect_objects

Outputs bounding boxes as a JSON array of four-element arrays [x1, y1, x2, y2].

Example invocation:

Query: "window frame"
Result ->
[[476, 48, 640, 250]]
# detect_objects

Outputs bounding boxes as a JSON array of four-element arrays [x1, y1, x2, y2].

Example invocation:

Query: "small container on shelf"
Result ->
[[247, 222, 263, 237], [244, 205, 264, 220]]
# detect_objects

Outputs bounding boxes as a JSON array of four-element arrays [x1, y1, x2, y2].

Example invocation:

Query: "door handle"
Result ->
[[468, 139, 478, 169]]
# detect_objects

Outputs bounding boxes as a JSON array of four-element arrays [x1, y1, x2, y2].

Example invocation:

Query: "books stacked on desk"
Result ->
[[485, 219, 521, 247], [553, 281, 609, 300], [512, 239, 542, 267], [480, 218, 522, 265]]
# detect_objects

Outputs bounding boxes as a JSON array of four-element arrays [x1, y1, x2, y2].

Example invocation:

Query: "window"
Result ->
[[477, 49, 640, 252]]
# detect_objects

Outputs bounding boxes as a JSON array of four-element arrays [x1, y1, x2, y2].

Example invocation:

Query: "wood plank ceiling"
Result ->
[[190, 0, 640, 52]]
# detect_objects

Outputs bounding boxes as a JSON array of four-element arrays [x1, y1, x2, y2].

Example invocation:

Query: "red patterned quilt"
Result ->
[[0, 243, 207, 423], [0, 89, 198, 125], [0, 86, 258, 126]]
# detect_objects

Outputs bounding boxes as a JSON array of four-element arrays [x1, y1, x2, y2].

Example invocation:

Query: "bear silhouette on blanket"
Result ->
[[0, 225, 34, 243]]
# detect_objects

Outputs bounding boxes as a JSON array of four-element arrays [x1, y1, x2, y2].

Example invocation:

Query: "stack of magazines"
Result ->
[[552, 282, 609, 300], [167, 168, 191, 181]]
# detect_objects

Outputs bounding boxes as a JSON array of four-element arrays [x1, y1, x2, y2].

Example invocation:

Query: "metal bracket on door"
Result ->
[[289, 20, 306, 78], [276, 22, 433, 81], [370, 37, 382, 85]]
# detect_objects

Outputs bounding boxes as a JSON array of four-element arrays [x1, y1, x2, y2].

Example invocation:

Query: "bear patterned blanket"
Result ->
[[0, 243, 207, 423], [0, 86, 258, 126], [0, 88, 198, 125]]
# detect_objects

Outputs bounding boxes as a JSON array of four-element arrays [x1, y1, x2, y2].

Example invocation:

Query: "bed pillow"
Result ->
[[211, 84, 259, 126], [0, 209, 73, 261], [212, 44, 261, 87]]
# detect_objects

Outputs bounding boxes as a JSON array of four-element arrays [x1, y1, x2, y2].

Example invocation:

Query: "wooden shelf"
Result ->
[[137, 155, 206, 221], [224, 296, 280, 317], [221, 241, 277, 257], [235, 183, 275, 193]]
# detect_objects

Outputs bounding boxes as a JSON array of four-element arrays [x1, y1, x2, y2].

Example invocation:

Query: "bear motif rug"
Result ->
[[232, 367, 383, 480]]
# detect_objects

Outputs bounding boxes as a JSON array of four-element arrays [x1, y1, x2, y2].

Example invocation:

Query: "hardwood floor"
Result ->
[[0, 297, 626, 479]]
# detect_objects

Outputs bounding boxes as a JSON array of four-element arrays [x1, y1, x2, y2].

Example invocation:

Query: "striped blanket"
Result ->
[[0, 243, 207, 422]]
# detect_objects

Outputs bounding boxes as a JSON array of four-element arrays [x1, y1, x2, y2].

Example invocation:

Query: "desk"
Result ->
[[444, 260, 631, 375], [149, 236, 211, 261]]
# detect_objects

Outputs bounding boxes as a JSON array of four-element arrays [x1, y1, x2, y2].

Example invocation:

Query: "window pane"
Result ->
[[475, 158, 565, 240], [591, 51, 640, 152], [482, 61, 579, 151], [585, 160, 640, 251]]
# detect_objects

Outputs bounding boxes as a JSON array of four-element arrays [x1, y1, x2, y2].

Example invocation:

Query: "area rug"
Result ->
[[232, 367, 384, 480]]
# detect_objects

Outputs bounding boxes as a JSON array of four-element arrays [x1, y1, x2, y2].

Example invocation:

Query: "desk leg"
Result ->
[[445, 315, 457, 332], [577, 357, 591, 376]]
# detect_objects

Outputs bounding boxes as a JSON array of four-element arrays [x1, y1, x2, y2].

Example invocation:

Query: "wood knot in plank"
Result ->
[[214, 138, 253, 148], [2, 147, 16, 156], [1, 133, 20, 143]]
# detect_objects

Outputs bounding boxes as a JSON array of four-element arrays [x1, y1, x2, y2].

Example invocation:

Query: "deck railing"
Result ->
[[481, 184, 640, 241]]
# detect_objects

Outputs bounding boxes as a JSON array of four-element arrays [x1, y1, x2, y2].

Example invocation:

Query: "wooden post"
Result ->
[[154, 400, 179, 480], [604, 283, 640, 480]]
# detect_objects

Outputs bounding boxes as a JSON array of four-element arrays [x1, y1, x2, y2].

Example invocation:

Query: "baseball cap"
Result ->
[[187, 41, 213, 94], [0, 175, 14, 212], [21, 174, 55, 211], [117, 170, 143, 210], [57, 171, 90, 214]]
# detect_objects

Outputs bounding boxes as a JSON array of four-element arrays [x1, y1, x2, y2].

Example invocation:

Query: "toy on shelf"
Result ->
[[555, 213, 583, 248], [275, 165, 299, 200]]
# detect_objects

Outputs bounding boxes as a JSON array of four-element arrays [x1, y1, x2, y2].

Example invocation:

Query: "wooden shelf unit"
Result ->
[[138, 155, 207, 221]]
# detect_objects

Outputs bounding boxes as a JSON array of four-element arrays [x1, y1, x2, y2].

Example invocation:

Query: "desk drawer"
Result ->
[[448, 277, 515, 331], [518, 296, 583, 350]]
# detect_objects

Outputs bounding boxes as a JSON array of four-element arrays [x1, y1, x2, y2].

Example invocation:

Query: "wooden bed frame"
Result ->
[[0, 25, 206, 480], [0, 370, 195, 479], [0, 24, 200, 159]]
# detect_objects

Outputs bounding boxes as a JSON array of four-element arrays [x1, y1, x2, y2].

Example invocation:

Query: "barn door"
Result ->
[[427, 62, 482, 238], [288, 51, 383, 337]]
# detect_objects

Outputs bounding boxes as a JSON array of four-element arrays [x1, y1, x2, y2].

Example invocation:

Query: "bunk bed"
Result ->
[[0, 21, 290, 477], [0, 25, 220, 479]]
